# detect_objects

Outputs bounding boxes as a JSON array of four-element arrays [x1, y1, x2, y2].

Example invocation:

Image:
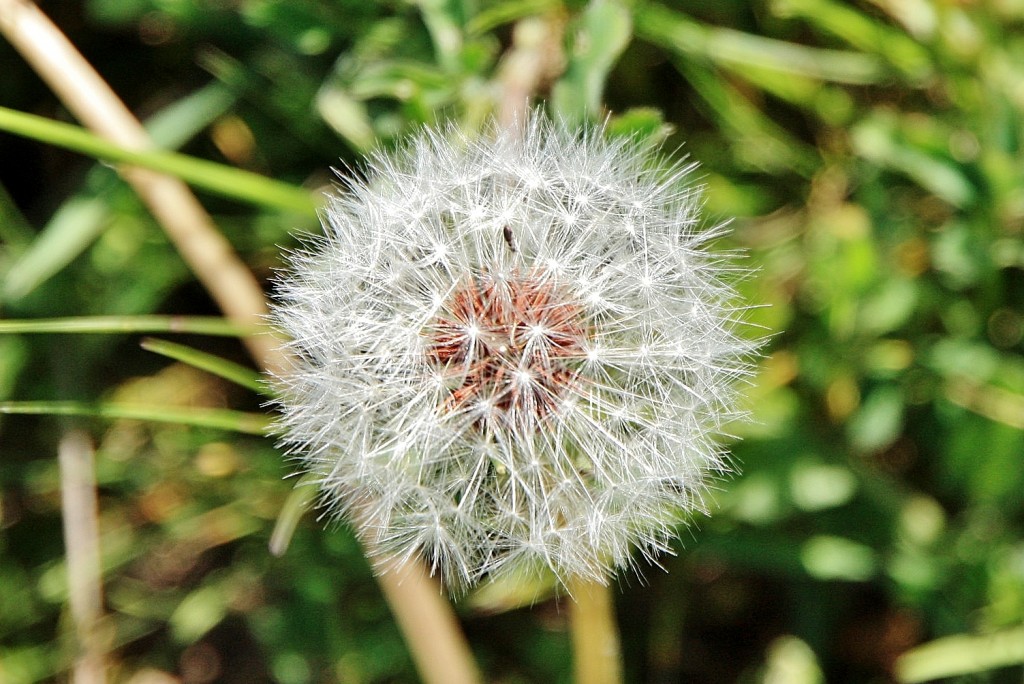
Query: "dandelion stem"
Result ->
[[568, 577, 623, 684], [372, 557, 482, 684]]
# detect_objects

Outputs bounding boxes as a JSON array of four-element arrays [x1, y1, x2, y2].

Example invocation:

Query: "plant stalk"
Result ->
[[373, 557, 482, 684], [568, 577, 623, 684], [0, 0, 281, 371], [58, 430, 106, 684]]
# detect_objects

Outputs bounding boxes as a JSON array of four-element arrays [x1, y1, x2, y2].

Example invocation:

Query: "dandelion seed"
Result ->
[[270, 114, 757, 589]]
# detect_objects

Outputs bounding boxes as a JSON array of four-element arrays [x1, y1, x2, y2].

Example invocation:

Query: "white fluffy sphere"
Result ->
[[270, 115, 756, 589]]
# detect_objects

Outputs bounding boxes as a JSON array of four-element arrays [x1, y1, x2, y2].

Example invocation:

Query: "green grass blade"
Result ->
[[315, 87, 375, 154], [634, 3, 888, 85], [773, 0, 932, 81], [269, 474, 319, 557], [3, 195, 112, 301], [4, 84, 241, 301], [145, 82, 238, 150], [852, 115, 975, 208], [0, 181, 35, 248], [896, 625, 1024, 683], [141, 337, 266, 395], [0, 336, 29, 401], [0, 106, 319, 218], [671, 58, 820, 176], [417, 0, 465, 71], [0, 316, 252, 336], [552, 0, 633, 124], [0, 401, 272, 435]]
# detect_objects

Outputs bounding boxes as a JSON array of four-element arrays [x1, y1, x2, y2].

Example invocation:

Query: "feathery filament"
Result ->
[[269, 115, 756, 589]]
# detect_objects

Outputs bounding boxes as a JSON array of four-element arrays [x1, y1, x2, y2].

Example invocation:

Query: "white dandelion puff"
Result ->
[[270, 114, 758, 590]]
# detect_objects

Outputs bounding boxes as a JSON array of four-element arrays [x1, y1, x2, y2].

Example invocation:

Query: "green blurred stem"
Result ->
[[0, 315, 251, 336], [0, 106, 318, 217], [268, 475, 319, 557], [568, 577, 623, 684], [0, 401, 271, 435], [140, 338, 266, 395]]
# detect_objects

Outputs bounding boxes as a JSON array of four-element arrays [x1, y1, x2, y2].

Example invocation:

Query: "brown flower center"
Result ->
[[426, 272, 587, 428]]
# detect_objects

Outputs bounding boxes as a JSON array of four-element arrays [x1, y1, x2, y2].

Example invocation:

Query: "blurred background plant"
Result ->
[[1, 0, 1024, 682]]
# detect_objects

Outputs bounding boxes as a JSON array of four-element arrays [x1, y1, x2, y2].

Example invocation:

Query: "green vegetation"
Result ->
[[1, 1, 1023, 682]]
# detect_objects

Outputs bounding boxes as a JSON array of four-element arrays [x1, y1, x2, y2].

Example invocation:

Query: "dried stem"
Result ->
[[0, 3, 480, 683], [495, 13, 566, 132], [58, 430, 106, 684], [568, 577, 623, 684], [0, 0, 281, 371]]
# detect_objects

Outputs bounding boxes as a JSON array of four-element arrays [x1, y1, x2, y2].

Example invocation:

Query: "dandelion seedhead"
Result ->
[[270, 114, 757, 590]]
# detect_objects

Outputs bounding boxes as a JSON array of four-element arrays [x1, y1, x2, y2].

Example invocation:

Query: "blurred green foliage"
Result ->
[[2, 0, 1024, 682]]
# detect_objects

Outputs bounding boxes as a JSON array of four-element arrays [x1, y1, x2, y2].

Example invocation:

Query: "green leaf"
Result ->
[[467, 570, 557, 613], [141, 337, 266, 395], [0, 315, 250, 336], [0, 106, 319, 217], [0, 336, 28, 401], [4, 194, 112, 302], [669, 58, 820, 176], [847, 385, 904, 453], [346, 61, 455, 102], [4, 83, 239, 301], [896, 626, 1024, 683], [605, 107, 673, 144], [416, 0, 465, 71], [0, 401, 271, 435], [145, 82, 239, 151], [170, 583, 229, 643], [552, 0, 633, 123], [466, 0, 558, 36], [772, 0, 932, 82], [800, 535, 877, 581], [852, 115, 976, 208], [634, 3, 888, 85], [315, 87, 375, 153], [0, 181, 34, 248], [762, 636, 825, 684]]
